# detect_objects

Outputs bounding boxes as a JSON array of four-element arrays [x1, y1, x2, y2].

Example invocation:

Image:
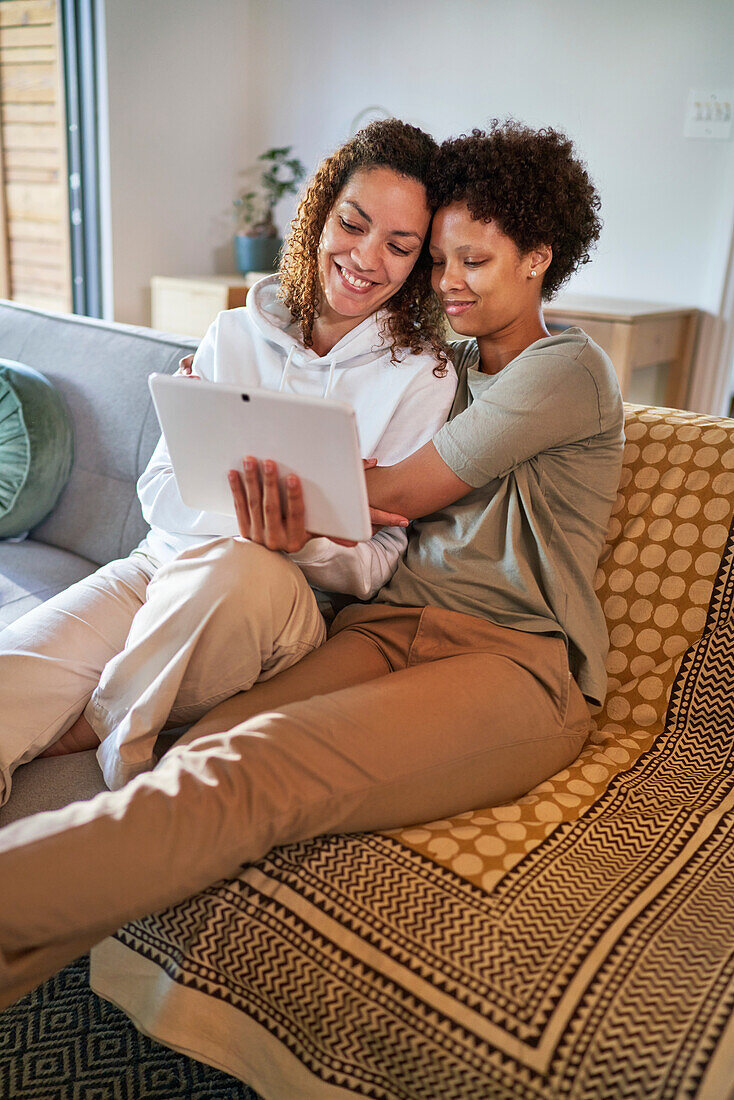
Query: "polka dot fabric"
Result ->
[[389, 405, 734, 892]]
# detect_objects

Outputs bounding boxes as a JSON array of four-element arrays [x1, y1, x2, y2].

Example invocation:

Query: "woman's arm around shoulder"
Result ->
[[365, 439, 473, 522], [364, 341, 613, 520]]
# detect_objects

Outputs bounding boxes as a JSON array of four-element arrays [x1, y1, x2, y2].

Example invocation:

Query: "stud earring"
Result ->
[[530, 270, 537, 278]]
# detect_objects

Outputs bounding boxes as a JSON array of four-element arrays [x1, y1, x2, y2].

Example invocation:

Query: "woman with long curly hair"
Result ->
[[0, 121, 625, 1008], [0, 119, 455, 798]]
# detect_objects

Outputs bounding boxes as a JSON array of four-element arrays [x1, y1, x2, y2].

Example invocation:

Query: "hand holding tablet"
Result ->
[[229, 457, 314, 552], [227, 456, 408, 552], [148, 373, 405, 543]]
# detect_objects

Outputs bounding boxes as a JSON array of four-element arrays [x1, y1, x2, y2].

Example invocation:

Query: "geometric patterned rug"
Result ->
[[0, 955, 263, 1099]]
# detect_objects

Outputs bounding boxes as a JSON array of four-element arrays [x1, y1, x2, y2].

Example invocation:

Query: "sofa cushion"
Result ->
[[0, 750, 105, 828], [0, 539, 96, 626], [0, 300, 198, 565], [0, 360, 74, 538]]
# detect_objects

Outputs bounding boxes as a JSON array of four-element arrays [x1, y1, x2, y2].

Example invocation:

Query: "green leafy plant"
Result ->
[[234, 146, 306, 239]]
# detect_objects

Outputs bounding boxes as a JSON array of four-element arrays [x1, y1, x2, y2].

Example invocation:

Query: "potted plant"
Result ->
[[233, 146, 306, 275]]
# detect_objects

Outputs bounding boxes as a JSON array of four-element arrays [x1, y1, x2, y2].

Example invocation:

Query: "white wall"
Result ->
[[103, 0, 734, 337], [103, 0, 253, 324], [246, 0, 734, 313]]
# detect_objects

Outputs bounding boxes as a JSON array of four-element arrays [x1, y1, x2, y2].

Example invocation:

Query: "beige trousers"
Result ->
[[0, 602, 590, 1008], [0, 538, 326, 803], [0, 550, 155, 806], [91, 538, 325, 789]]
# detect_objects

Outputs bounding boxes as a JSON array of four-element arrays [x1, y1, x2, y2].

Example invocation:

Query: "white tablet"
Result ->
[[148, 373, 372, 542]]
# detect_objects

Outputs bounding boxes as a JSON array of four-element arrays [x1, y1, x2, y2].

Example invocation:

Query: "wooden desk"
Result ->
[[151, 274, 265, 338], [543, 295, 699, 409]]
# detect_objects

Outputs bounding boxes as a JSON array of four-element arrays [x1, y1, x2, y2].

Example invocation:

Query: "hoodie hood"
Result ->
[[246, 275, 399, 376]]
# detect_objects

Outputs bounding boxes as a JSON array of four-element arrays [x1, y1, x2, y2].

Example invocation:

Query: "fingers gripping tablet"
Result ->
[[148, 373, 372, 542]]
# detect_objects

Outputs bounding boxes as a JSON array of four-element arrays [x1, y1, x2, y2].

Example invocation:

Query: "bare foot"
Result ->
[[39, 715, 100, 757]]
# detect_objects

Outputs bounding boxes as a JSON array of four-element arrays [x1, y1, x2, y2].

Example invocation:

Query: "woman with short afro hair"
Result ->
[[0, 122, 626, 1009], [428, 119, 602, 300]]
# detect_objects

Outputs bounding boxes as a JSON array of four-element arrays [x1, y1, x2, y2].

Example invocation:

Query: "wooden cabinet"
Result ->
[[150, 274, 258, 338], [543, 295, 699, 409]]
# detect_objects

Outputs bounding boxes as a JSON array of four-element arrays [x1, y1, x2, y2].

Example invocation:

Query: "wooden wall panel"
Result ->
[[3, 101, 57, 122], [0, 61, 57, 102], [0, 0, 71, 312], [0, 2, 56, 29], [4, 145, 62, 178], [7, 216, 62, 241], [0, 113, 8, 295], [0, 44, 56, 63], [3, 121, 61, 148], [0, 23, 55, 47], [6, 180, 66, 219]]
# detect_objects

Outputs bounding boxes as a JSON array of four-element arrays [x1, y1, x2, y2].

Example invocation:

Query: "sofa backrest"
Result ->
[[594, 402, 733, 738], [0, 299, 198, 565]]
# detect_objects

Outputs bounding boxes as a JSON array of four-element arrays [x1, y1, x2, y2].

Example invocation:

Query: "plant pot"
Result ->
[[234, 234, 281, 276]]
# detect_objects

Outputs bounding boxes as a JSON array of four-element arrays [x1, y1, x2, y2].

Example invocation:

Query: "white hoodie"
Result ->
[[138, 275, 456, 599]]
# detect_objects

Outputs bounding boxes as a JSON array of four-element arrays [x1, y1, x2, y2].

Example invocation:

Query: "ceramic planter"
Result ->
[[234, 235, 281, 275]]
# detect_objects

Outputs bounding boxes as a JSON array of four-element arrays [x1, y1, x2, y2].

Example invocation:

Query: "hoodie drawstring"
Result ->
[[279, 347, 337, 398], [278, 346, 295, 392], [323, 357, 336, 398]]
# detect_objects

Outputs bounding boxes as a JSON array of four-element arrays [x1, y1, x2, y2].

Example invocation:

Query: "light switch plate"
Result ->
[[684, 89, 733, 140]]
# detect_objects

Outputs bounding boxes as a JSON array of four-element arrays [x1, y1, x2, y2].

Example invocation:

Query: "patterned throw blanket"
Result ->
[[91, 405, 734, 1100]]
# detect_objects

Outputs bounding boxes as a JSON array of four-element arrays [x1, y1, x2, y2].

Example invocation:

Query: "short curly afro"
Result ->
[[429, 120, 602, 299]]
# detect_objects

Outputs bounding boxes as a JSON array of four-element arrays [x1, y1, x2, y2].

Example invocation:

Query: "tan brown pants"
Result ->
[[0, 603, 590, 1009]]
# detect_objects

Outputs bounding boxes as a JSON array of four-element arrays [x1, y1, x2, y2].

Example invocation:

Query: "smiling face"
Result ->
[[317, 167, 431, 330], [430, 202, 547, 341]]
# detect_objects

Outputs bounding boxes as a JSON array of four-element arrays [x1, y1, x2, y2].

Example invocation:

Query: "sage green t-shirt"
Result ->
[[376, 329, 625, 706]]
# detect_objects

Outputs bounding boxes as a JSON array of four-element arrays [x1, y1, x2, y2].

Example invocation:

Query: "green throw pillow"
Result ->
[[0, 359, 74, 538]]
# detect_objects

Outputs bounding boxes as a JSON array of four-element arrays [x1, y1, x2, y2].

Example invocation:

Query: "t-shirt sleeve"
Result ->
[[433, 346, 606, 488]]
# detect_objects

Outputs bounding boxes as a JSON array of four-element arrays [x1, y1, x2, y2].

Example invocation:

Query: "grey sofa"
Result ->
[[0, 299, 197, 826], [3, 299, 734, 1098]]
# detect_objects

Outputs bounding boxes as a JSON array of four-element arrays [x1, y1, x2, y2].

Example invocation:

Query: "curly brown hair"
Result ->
[[279, 119, 448, 371], [428, 120, 602, 299]]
